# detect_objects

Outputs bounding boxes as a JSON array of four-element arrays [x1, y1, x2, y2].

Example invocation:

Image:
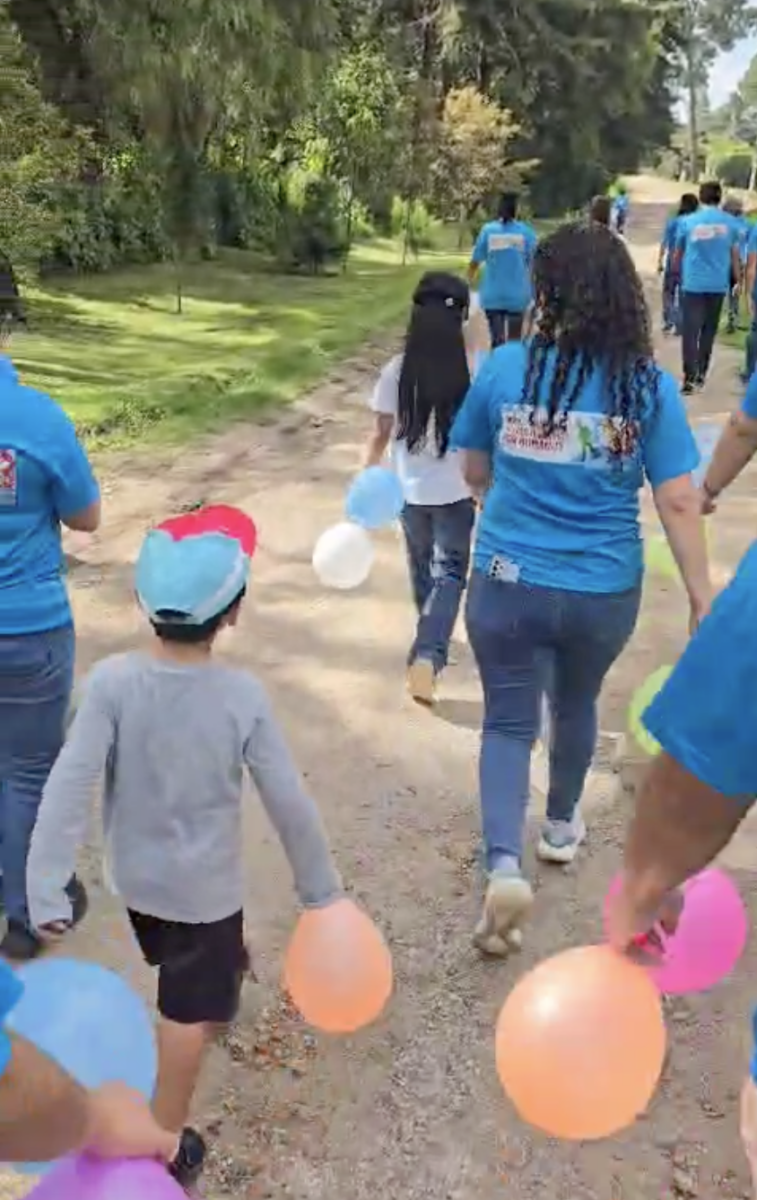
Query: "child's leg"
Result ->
[[153, 1020, 209, 1132], [128, 909, 248, 1147]]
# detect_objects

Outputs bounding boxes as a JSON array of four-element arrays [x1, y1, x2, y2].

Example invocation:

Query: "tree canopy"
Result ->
[[2, 0, 699, 279]]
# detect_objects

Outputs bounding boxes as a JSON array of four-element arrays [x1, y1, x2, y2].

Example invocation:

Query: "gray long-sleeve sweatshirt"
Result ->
[[27, 652, 342, 928]]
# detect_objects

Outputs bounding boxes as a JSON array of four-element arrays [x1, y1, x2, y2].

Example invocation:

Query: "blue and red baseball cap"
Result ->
[[136, 505, 257, 625]]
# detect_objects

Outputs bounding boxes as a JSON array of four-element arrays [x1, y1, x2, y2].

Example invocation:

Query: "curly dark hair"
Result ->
[[523, 221, 660, 454]]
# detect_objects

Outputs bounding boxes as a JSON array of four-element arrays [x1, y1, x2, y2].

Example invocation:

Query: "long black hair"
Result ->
[[397, 272, 470, 457], [523, 221, 659, 452]]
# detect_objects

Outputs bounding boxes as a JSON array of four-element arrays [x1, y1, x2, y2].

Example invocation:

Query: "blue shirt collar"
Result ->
[[0, 355, 18, 386]]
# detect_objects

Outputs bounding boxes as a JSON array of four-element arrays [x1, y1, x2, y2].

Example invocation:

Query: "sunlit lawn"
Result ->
[[12, 239, 465, 446]]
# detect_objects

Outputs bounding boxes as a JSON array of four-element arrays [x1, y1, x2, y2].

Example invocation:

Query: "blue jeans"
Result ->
[[662, 269, 681, 334], [465, 572, 640, 871], [0, 625, 75, 927], [401, 499, 476, 673]]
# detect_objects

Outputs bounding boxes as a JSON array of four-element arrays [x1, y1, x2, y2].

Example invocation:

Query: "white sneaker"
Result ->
[[537, 812, 587, 864], [473, 868, 534, 957]]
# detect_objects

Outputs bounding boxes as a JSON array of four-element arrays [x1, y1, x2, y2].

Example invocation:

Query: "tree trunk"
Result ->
[[685, 40, 699, 183], [750, 155, 757, 193], [173, 248, 183, 316]]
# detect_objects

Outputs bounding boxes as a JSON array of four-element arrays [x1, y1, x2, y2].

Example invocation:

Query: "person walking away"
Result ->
[[27, 506, 343, 1193], [723, 196, 748, 335], [658, 193, 698, 336], [0, 322, 99, 961], [468, 193, 537, 349], [612, 185, 630, 236], [674, 180, 741, 395], [450, 221, 710, 956], [743, 214, 757, 383], [364, 273, 476, 706]]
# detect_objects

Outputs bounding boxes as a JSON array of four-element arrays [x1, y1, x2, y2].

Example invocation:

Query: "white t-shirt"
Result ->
[[369, 355, 472, 507]]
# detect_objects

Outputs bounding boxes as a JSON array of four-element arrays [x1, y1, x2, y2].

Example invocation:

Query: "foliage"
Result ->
[[5, 0, 690, 281], [0, 5, 89, 270], [432, 86, 527, 228]]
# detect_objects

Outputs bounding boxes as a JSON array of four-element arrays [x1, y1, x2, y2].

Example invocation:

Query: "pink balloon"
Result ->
[[27, 1156, 184, 1200], [604, 868, 748, 995]]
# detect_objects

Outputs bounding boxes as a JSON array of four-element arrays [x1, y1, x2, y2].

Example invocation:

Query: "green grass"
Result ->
[[12, 238, 466, 447]]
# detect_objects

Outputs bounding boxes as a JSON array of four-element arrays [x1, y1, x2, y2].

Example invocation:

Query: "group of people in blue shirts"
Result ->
[[658, 180, 755, 391], [364, 206, 710, 954]]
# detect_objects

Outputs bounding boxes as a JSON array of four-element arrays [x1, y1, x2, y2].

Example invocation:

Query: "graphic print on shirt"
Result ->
[[498, 407, 638, 469], [0, 449, 17, 506], [690, 223, 729, 242], [488, 232, 526, 252]]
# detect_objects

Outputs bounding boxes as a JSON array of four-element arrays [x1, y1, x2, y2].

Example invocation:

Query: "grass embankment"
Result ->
[[13, 239, 465, 447]]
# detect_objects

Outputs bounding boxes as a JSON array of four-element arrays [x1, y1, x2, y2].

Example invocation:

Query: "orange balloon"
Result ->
[[495, 945, 666, 1140], [283, 899, 393, 1034]]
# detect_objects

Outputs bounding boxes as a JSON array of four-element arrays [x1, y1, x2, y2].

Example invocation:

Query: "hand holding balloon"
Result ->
[[605, 868, 747, 994]]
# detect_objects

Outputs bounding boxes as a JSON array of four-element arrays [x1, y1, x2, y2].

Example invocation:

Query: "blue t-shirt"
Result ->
[[677, 206, 739, 294], [644, 538, 757, 797], [747, 224, 757, 298], [0, 357, 99, 634], [0, 962, 23, 1077], [472, 219, 538, 313], [449, 342, 699, 594], [736, 215, 750, 264], [614, 194, 630, 215]]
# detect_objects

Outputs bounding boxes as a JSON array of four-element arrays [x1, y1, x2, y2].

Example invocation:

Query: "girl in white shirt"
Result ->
[[364, 272, 476, 705]]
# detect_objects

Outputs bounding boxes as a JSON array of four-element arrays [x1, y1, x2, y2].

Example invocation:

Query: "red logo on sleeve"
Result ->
[[0, 450, 17, 506]]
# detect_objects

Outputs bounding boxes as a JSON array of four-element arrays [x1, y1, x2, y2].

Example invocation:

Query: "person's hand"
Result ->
[[84, 1082, 178, 1161], [688, 594, 711, 635], [607, 878, 684, 960]]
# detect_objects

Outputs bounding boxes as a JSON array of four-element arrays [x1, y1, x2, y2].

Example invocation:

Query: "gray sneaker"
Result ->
[[537, 812, 587, 864], [473, 865, 533, 957]]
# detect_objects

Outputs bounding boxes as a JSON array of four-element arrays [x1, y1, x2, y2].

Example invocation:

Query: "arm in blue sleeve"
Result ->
[[644, 541, 757, 797], [47, 409, 100, 520], [471, 229, 487, 265], [449, 357, 498, 453], [642, 370, 699, 486]]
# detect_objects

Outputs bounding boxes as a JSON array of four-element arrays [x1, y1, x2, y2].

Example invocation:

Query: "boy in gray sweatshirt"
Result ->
[[26, 505, 342, 1192]]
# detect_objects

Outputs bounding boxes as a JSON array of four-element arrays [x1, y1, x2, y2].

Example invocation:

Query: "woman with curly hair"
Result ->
[[450, 221, 711, 957]]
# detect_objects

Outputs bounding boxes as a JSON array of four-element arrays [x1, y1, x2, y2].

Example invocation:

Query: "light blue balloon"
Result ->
[[345, 467, 404, 530], [6, 959, 156, 1174], [692, 422, 721, 486]]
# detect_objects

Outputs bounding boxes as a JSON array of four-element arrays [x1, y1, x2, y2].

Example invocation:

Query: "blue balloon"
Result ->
[[693, 422, 721, 486], [345, 467, 404, 530], [6, 959, 156, 1174]]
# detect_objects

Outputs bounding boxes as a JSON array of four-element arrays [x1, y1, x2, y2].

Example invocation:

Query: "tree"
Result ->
[[432, 86, 526, 242], [0, 7, 87, 270], [672, 0, 757, 181], [318, 45, 406, 257]]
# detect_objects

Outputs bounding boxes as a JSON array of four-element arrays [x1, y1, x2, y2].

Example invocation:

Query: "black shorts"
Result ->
[[128, 908, 248, 1025]]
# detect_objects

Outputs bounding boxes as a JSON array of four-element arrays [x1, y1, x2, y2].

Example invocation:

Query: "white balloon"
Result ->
[[312, 522, 375, 590]]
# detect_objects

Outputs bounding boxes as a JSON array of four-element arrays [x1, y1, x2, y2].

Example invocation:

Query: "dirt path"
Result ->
[[7, 182, 757, 1200]]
